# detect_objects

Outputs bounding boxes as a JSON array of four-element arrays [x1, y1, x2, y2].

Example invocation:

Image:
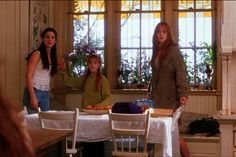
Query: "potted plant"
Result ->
[[199, 41, 217, 89]]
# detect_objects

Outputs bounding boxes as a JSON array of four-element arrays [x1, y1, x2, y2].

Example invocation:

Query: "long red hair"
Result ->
[[151, 22, 176, 66], [81, 54, 102, 92]]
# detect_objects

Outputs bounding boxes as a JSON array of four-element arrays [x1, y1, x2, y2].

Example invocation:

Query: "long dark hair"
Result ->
[[151, 22, 176, 66], [81, 54, 102, 92], [26, 27, 58, 77]]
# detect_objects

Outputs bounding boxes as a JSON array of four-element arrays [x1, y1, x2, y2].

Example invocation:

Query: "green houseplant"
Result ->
[[182, 41, 216, 89]]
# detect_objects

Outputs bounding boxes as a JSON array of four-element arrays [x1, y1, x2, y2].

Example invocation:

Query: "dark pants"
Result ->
[[82, 142, 104, 157]]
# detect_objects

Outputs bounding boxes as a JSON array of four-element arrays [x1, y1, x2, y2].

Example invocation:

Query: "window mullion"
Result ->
[[194, 10, 197, 85], [139, 10, 142, 84]]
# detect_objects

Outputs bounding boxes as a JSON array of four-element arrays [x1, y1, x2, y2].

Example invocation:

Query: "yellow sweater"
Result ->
[[62, 72, 112, 108]]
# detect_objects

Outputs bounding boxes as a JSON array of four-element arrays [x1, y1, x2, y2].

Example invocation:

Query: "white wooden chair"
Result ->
[[18, 106, 28, 124], [38, 108, 83, 157], [18, 106, 28, 116], [108, 110, 150, 157]]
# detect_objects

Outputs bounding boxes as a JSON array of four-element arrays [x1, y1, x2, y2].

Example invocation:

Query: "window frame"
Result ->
[[173, 0, 217, 89], [69, 0, 220, 91], [116, 1, 162, 87]]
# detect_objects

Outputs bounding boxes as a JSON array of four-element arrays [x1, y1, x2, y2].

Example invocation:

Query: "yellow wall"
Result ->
[[0, 1, 29, 105]]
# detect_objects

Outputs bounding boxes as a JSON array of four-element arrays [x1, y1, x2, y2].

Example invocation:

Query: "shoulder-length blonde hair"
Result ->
[[151, 22, 176, 66]]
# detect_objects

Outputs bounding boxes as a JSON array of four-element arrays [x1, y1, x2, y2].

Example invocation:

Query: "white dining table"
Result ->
[[24, 111, 180, 157]]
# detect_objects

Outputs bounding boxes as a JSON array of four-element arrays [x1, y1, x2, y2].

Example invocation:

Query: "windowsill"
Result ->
[[51, 87, 221, 96]]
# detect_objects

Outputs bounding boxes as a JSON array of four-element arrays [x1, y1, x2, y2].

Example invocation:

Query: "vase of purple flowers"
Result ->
[[64, 43, 96, 77]]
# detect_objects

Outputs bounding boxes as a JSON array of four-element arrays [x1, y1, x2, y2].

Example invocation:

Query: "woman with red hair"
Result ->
[[149, 22, 191, 157]]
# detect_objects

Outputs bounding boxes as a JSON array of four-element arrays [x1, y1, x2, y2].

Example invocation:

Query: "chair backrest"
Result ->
[[108, 110, 150, 157], [38, 109, 79, 150], [17, 106, 28, 129], [18, 106, 28, 116], [172, 106, 183, 132]]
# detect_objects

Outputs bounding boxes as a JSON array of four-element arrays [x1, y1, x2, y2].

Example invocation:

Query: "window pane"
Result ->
[[141, 13, 160, 47], [72, 1, 105, 77], [142, 0, 161, 11], [196, 48, 214, 82], [74, 0, 89, 12], [196, 12, 212, 47], [73, 14, 104, 47], [178, 12, 194, 47], [90, 1, 105, 12], [120, 49, 140, 84], [178, 0, 194, 10], [89, 14, 104, 47], [121, 13, 140, 48], [140, 49, 152, 84], [196, 0, 211, 9], [73, 15, 88, 46], [121, 0, 140, 11], [120, 49, 152, 84], [180, 49, 195, 83], [119, 0, 161, 87]]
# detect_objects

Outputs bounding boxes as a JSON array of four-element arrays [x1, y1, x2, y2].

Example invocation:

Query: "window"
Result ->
[[70, 0, 105, 76], [71, 0, 218, 89], [118, 1, 161, 86], [177, 0, 216, 89]]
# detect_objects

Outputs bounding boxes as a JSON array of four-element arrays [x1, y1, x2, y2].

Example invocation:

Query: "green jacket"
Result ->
[[63, 72, 112, 108], [149, 45, 190, 110]]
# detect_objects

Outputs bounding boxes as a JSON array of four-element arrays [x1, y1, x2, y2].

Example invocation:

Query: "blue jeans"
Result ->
[[22, 87, 49, 114]]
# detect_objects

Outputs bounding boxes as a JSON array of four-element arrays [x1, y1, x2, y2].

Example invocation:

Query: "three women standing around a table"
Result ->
[[149, 22, 191, 157], [23, 27, 58, 114]]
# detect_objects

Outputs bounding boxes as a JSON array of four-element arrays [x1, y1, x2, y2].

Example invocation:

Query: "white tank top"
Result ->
[[32, 52, 51, 91]]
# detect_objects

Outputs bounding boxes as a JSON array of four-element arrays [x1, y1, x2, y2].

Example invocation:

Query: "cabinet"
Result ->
[[183, 134, 220, 157], [214, 114, 236, 156]]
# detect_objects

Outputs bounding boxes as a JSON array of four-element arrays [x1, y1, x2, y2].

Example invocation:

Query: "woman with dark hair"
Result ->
[[23, 27, 58, 114], [149, 22, 191, 157]]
